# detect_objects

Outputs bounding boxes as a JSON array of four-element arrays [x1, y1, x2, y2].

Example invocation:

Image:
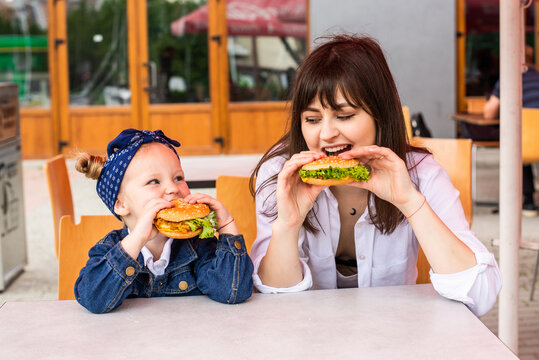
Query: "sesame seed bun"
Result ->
[[301, 156, 359, 171], [156, 199, 210, 222]]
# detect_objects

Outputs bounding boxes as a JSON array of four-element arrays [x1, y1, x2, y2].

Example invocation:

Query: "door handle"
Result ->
[[143, 61, 157, 92]]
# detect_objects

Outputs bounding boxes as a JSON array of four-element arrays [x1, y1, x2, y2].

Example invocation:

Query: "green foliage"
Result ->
[[147, 0, 209, 100], [67, 0, 128, 102], [66, 0, 209, 103]]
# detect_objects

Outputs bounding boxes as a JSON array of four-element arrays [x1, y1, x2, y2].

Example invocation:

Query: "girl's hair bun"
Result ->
[[75, 152, 107, 180]]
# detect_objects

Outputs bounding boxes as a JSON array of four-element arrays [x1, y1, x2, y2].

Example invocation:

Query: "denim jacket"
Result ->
[[75, 226, 254, 313]]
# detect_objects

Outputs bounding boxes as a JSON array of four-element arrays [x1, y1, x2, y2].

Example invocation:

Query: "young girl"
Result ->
[[74, 129, 253, 313], [250, 35, 501, 316]]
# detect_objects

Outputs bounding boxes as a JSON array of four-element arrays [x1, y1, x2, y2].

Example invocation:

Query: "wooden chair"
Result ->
[[522, 108, 539, 164], [465, 96, 487, 115], [411, 137, 473, 284], [58, 215, 123, 300], [402, 106, 412, 140], [511, 108, 539, 300], [216, 176, 257, 254], [44, 155, 74, 259]]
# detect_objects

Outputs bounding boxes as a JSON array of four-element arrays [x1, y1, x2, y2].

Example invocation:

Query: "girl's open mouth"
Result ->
[[323, 144, 351, 156]]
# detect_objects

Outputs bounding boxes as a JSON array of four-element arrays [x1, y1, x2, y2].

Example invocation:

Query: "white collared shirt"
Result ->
[[251, 153, 502, 317], [140, 238, 173, 276]]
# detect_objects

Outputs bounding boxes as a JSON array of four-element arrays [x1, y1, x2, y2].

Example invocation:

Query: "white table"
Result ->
[[0, 284, 517, 359]]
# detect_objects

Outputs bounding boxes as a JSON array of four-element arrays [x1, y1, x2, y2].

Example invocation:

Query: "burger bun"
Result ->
[[301, 156, 359, 171], [301, 177, 354, 186], [155, 199, 210, 222], [156, 228, 203, 239]]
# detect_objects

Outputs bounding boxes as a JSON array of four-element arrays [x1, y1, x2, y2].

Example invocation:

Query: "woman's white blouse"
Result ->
[[251, 153, 502, 317]]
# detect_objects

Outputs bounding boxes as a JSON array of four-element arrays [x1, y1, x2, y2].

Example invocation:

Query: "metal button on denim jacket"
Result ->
[[75, 226, 254, 313]]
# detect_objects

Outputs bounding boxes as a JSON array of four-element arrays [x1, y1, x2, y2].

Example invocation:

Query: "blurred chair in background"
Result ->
[[216, 175, 257, 254], [44, 155, 74, 258], [402, 106, 412, 140], [57, 214, 123, 300], [411, 137, 473, 284]]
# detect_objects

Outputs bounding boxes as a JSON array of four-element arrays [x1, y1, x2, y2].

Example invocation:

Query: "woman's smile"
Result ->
[[322, 144, 352, 156]]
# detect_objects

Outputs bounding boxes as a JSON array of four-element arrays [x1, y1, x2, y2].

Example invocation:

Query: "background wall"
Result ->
[[310, 0, 456, 138]]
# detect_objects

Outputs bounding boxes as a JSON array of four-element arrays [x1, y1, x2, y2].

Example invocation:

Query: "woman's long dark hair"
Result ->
[[250, 34, 427, 234]]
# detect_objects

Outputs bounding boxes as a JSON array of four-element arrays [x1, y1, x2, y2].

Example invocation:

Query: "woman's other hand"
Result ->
[[339, 145, 421, 212]]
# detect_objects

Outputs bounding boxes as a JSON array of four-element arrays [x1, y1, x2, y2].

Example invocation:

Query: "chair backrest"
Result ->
[[411, 137, 473, 284], [58, 215, 123, 300], [44, 155, 74, 258], [522, 108, 539, 164], [216, 176, 257, 254], [411, 137, 473, 224], [402, 106, 412, 140], [466, 96, 487, 114]]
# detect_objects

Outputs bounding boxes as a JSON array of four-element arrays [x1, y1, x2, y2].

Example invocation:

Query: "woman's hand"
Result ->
[[184, 193, 239, 235], [275, 151, 328, 229], [339, 145, 421, 212]]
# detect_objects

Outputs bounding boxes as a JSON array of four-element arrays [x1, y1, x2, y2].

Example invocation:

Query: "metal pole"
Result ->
[[498, 0, 522, 353]]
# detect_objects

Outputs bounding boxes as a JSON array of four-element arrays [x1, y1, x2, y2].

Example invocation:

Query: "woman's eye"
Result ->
[[304, 117, 320, 123], [337, 114, 354, 120]]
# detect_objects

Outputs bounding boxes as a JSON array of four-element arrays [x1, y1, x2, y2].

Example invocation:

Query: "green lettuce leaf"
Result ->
[[298, 165, 370, 181], [184, 211, 217, 239]]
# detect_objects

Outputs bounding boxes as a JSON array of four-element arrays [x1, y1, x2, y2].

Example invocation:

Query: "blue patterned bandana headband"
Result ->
[[96, 129, 181, 219]]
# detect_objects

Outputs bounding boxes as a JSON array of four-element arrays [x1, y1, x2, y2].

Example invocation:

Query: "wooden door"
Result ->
[[139, 0, 225, 155], [47, 0, 224, 156]]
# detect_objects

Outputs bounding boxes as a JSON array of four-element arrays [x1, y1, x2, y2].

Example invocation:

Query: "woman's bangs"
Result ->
[[302, 76, 362, 112]]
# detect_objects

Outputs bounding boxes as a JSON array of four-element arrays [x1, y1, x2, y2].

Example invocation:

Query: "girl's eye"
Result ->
[[337, 114, 355, 120], [174, 176, 184, 182], [147, 179, 159, 185]]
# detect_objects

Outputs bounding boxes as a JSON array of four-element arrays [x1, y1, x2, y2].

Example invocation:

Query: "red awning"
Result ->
[[170, 0, 306, 38]]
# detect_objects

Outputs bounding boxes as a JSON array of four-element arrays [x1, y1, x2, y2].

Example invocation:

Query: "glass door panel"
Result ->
[[226, 0, 307, 102], [147, 0, 209, 104], [0, 0, 50, 108], [465, 0, 535, 98], [66, 0, 129, 106]]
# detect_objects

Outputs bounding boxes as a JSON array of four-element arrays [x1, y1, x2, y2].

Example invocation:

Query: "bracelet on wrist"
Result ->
[[404, 196, 426, 220], [217, 218, 235, 231]]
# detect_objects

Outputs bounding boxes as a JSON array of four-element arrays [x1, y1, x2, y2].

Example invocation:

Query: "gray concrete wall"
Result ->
[[310, 0, 456, 138]]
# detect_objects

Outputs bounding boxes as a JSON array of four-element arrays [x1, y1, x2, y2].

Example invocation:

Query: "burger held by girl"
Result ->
[[250, 35, 501, 316], [74, 129, 253, 313]]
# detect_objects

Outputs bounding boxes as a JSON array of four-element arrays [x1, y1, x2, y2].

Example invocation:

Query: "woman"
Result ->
[[250, 35, 500, 316]]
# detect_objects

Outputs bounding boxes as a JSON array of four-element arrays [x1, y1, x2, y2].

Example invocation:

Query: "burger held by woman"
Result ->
[[250, 34, 501, 316]]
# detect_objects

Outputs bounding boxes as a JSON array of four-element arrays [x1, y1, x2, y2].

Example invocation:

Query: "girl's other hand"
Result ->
[[339, 145, 419, 209], [275, 151, 327, 229], [184, 193, 239, 235]]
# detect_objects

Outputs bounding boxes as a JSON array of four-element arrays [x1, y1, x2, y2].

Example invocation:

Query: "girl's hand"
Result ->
[[339, 145, 420, 210], [120, 198, 173, 260], [275, 151, 328, 229], [130, 198, 173, 244], [184, 193, 239, 235]]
